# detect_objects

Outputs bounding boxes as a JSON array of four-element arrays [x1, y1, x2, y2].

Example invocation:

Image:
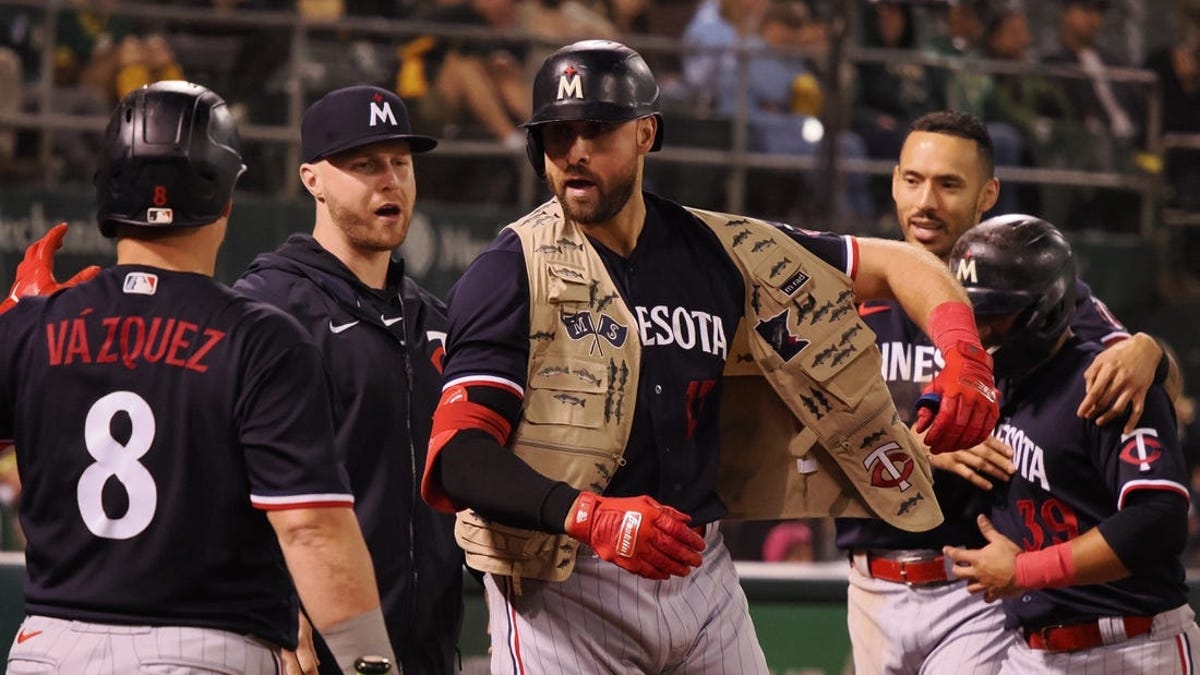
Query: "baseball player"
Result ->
[[837, 111, 1179, 675], [944, 216, 1200, 673], [235, 85, 462, 675], [0, 81, 393, 674], [420, 40, 1000, 675]]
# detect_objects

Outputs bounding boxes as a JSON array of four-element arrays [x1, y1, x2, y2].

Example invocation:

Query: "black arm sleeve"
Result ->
[[440, 430, 580, 533], [1097, 490, 1189, 573]]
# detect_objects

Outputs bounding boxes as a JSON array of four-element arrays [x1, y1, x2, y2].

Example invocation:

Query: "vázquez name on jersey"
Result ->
[[45, 314, 226, 373]]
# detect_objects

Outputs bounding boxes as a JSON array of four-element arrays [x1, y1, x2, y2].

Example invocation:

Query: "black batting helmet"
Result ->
[[522, 40, 664, 176], [95, 80, 246, 238], [949, 214, 1077, 380]]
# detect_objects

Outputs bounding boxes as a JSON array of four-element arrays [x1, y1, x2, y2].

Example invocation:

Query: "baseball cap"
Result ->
[[301, 85, 437, 163]]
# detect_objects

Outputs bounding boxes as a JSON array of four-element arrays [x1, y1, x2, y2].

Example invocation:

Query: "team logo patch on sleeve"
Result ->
[[122, 272, 159, 295], [755, 309, 810, 361], [1119, 428, 1163, 472], [863, 442, 914, 491]]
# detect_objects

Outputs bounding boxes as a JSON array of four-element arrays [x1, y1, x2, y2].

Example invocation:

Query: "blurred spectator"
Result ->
[[1042, 0, 1145, 231], [978, 8, 1074, 214], [921, 1, 1024, 214], [1143, 0, 1200, 211], [112, 34, 184, 101], [710, 1, 872, 223], [521, 0, 619, 65], [54, 0, 140, 103], [762, 521, 815, 562], [851, 0, 943, 162], [0, 47, 18, 164], [406, 0, 532, 147], [682, 0, 770, 111], [605, 0, 651, 34], [0, 444, 19, 551], [1043, 0, 1139, 143]]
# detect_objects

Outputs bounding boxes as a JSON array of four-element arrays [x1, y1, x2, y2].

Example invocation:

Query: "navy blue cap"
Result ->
[[301, 85, 437, 163]]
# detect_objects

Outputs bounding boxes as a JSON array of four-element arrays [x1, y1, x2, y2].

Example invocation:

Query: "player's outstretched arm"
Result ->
[[564, 492, 706, 580], [268, 507, 396, 675], [1078, 333, 1182, 432], [855, 238, 999, 454], [0, 223, 100, 314], [945, 513, 1148, 603]]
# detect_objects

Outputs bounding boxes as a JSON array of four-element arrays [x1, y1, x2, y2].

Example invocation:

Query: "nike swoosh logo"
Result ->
[[329, 320, 360, 334], [17, 629, 42, 644], [858, 304, 892, 317], [382, 316, 403, 327]]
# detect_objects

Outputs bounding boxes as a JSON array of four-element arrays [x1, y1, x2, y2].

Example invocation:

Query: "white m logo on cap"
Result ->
[[955, 258, 977, 284], [369, 100, 397, 127], [557, 73, 583, 101]]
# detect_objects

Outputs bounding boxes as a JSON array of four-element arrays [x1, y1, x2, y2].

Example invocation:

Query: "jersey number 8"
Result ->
[[77, 391, 158, 540]]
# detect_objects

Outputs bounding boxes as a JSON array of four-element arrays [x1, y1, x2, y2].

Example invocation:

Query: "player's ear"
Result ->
[[636, 117, 656, 153], [299, 163, 323, 202], [977, 176, 1000, 216]]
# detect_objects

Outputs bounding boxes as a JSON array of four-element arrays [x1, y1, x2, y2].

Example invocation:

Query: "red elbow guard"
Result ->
[[420, 383, 515, 513]]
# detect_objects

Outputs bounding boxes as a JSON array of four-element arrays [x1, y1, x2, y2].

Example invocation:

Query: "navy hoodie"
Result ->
[[236, 234, 462, 675]]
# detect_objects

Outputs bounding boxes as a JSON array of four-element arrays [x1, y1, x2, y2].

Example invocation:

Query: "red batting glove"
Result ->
[[566, 492, 705, 580], [914, 341, 1000, 454], [0, 223, 100, 315]]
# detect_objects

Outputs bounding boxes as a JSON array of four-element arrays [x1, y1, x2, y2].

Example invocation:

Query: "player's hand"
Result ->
[[281, 611, 320, 675], [0, 223, 101, 314], [565, 492, 705, 580], [914, 341, 999, 454], [927, 436, 1016, 491], [1077, 333, 1161, 433], [943, 514, 1021, 603]]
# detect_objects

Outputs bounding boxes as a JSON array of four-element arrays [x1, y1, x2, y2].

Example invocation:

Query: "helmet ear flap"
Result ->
[[525, 127, 545, 178]]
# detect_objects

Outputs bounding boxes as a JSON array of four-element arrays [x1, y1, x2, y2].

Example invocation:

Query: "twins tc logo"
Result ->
[[1119, 428, 1163, 473], [557, 65, 584, 100], [863, 442, 913, 491], [562, 310, 628, 355]]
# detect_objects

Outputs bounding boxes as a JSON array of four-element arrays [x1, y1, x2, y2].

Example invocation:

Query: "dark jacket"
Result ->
[[235, 234, 462, 675]]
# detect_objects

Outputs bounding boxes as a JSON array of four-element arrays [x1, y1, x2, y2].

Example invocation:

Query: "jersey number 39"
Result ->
[[77, 391, 158, 540]]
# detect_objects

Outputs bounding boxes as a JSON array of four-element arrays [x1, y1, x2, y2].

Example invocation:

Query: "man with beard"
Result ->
[[419, 40, 1002, 674], [234, 85, 463, 675], [838, 111, 1179, 674]]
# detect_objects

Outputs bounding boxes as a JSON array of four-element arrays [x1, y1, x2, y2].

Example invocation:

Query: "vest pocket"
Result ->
[[511, 437, 624, 494]]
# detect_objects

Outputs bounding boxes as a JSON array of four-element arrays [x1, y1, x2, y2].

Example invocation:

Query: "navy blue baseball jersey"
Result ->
[[836, 280, 1131, 550], [0, 265, 351, 648], [991, 336, 1189, 627], [442, 193, 854, 525]]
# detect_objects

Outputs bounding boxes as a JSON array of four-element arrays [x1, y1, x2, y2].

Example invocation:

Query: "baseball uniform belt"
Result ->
[[850, 549, 954, 586], [1024, 616, 1154, 652]]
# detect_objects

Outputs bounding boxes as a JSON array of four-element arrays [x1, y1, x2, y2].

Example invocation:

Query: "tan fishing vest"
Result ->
[[454, 200, 942, 582]]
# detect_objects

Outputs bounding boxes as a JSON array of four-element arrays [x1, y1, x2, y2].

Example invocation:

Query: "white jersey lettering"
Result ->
[[634, 305, 728, 358]]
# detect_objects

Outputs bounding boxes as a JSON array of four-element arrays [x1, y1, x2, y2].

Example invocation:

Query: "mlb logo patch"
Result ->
[[147, 208, 174, 224], [123, 272, 159, 295]]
